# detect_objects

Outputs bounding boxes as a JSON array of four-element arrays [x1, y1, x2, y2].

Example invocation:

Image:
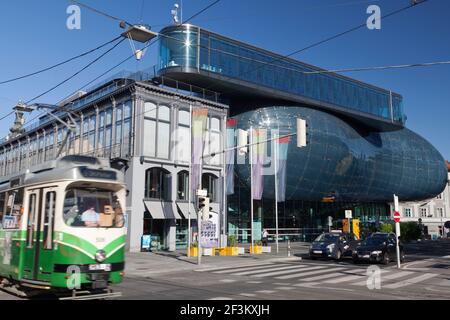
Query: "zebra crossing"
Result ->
[[197, 262, 440, 290]]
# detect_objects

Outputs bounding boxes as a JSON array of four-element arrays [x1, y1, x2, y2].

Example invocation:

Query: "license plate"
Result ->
[[89, 264, 111, 271], [363, 255, 370, 258], [313, 250, 322, 254]]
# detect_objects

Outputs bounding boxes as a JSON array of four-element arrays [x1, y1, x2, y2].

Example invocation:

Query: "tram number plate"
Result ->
[[89, 264, 111, 271]]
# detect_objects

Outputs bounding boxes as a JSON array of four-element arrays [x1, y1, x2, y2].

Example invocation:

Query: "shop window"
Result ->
[[202, 173, 218, 202], [145, 167, 171, 200], [177, 171, 189, 201]]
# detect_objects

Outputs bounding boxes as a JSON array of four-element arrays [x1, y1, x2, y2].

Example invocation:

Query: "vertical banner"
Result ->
[[251, 128, 266, 200], [191, 108, 209, 197], [225, 119, 237, 195], [276, 136, 289, 202]]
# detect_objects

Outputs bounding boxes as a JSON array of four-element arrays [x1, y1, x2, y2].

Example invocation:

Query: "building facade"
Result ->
[[157, 24, 448, 241], [0, 78, 228, 252], [1, 23, 448, 249], [390, 161, 450, 238]]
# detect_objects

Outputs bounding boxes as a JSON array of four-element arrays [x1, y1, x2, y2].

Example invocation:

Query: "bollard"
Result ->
[[287, 239, 291, 257]]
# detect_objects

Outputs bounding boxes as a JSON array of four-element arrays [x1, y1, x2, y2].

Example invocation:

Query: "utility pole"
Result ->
[[249, 126, 254, 251], [274, 131, 279, 254]]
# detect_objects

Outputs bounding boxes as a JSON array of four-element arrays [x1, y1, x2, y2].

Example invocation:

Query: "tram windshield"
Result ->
[[63, 188, 124, 228]]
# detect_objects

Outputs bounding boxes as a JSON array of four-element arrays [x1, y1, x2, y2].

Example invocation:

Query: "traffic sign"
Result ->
[[393, 211, 401, 223], [345, 210, 352, 219], [196, 189, 207, 197]]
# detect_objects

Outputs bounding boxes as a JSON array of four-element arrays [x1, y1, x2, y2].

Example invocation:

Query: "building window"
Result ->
[[204, 116, 222, 166], [145, 167, 171, 200], [202, 173, 218, 202], [404, 208, 412, 218], [436, 207, 444, 217], [144, 102, 171, 159], [177, 171, 189, 201], [122, 101, 132, 156], [436, 193, 442, 200], [420, 207, 428, 218], [175, 109, 191, 163]]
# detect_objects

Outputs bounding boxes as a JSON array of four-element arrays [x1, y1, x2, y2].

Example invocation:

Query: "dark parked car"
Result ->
[[309, 232, 361, 260], [352, 232, 405, 264]]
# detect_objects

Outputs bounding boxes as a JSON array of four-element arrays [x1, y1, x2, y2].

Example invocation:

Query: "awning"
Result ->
[[176, 202, 197, 220], [143, 201, 182, 220]]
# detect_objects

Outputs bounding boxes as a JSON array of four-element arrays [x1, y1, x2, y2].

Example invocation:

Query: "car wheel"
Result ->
[[382, 252, 390, 265], [335, 250, 342, 261], [352, 258, 359, 264]]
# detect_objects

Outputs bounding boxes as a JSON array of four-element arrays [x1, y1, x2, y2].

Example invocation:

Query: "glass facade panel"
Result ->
[[159, 26, 405, 125]]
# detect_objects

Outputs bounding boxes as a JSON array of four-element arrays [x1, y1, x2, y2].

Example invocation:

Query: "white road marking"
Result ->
[[275, 267, 345, 280], [198, 263, 275, 273], [219, 279, 237, 283], [208, 297, 233, 300], [246, 281, 262, 284], [297, 272, 346, 282], [350, 271, 414, 286], [255, 290, 276, 294], [322, 272, 366, 284], [239, 293, 257, 297], [252, 266, 326, 278], [383, 273, 439, 289], [231, 264, 309, 276], [274, 287, 295, 290]]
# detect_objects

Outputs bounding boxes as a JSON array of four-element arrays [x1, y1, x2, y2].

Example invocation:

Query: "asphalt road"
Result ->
[[1, 240, 449, 300], [112, 240, 450, 300]]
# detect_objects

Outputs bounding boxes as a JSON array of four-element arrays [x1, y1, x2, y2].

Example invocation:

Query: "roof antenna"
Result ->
[[171, 3, 180, 25]]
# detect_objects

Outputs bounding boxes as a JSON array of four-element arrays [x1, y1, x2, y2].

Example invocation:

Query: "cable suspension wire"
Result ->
[[25, 38, 126, 105], [182, 0, 221, 24], [4, 0, 221, 133], [0, 35, 122, 85], [199, 0, 430, 92], [303, 60, 450, 74], [69, 0, 133, 27]]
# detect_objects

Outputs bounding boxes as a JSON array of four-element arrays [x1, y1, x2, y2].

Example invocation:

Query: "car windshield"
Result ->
[[314, 234, 339, 242], [362, 237, 386, 246], [63, 188, 124, 228]]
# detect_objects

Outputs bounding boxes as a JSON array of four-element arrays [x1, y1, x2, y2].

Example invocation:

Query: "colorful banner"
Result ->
[[191, 108, 208, 198], [225, 119, 237, 195], [251, 128, 266, 200], [276, 136, 289, 202]]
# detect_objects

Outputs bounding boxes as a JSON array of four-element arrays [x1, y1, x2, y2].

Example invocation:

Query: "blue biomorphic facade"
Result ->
[[233, 106, 447, 202], [156, 24, 447, 233]]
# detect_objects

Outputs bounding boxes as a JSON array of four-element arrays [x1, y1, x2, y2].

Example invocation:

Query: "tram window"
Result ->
[[2, 189, 24, 229], [26, 194, 37, 248], [0, 192, 5, 228], [43, 191, 56, 250], [63, 188, 124, 228]]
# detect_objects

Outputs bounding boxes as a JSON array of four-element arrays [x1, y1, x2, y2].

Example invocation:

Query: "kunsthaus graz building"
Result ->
[[0, 24, 447, 251]]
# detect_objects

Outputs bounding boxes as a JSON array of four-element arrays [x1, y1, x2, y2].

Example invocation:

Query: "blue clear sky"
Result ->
[[0, 0, 449, 159]]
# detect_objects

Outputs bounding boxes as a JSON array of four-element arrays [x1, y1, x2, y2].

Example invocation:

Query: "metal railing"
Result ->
[[228, 227, 325, 243]]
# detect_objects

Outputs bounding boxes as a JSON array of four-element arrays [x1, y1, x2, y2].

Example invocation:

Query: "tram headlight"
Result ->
[[95, 250, 106, 263]]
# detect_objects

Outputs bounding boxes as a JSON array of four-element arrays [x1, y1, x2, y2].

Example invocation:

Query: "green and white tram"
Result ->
[[0, 155, 126, 298]]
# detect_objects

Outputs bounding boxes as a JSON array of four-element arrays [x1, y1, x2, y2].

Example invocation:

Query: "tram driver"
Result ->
[[81, 199, 100, 227]]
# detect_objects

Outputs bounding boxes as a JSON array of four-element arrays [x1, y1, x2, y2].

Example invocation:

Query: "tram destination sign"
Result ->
[[80, 167, 117, 180]]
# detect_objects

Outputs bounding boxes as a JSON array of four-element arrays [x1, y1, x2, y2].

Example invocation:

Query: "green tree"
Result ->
[[379, 223, 394, 233], [400, 221, 421, 241]]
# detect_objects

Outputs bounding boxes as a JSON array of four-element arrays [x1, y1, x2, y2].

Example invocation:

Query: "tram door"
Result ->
[[23, 187, 57, 282]]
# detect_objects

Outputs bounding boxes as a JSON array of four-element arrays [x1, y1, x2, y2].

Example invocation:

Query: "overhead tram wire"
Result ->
[[18, 0, 222, 129], [303, 60, 450, 74], [182, 0, 221, 24], [195, 0, 430, 93], [69, 0, 133, 27], [0, 35, 123, 85], [21, 38, 127, 125]]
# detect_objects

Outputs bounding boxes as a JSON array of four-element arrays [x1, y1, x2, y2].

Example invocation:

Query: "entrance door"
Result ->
[[23, 187, 57, 282]]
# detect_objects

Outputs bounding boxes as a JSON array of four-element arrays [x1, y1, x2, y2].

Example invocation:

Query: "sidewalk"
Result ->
[[124, 242, 310, 277]]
